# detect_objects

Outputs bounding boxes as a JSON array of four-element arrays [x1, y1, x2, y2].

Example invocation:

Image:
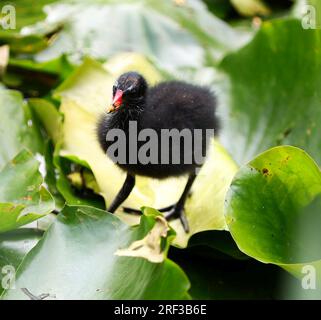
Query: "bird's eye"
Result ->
[[127, 85, 136, 94]]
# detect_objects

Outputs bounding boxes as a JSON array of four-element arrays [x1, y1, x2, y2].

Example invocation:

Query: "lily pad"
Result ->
[[0, 89, 43, 170], [219, 19, 321, 165], [21, 0, 250, 70], [0, 228, 43, 295], [0, 149, 55, 233], [1, 206, 190, 300], [225, 146, 321, 291], [0, 0, 57, 35], [0, 228, 42, 268], [0, 0, 57, 55]]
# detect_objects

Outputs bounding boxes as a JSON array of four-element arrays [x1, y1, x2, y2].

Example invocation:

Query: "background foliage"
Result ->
[[0, 0, 320, 299]]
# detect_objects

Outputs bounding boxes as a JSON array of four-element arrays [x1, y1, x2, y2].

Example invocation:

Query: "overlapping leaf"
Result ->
[[0, 89, 43, 169], [20, 0, 250, 71], [0, 0, 57, 55], [0, 150, 54, 233], [3, 56, 74, 97]]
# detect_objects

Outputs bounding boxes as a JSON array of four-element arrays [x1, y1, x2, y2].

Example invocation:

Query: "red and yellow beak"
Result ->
[[107, 89, 123, 113]]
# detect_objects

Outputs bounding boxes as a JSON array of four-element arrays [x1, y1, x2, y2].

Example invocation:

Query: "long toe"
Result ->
[[122, 207, 143, 215], [123, 204, 175, 215], [164, 205, 190, 234], [163, 206, 179, 220], [179, 209, 190, 233], [158, 204, 175, 212], [123, 204, 190, 233]]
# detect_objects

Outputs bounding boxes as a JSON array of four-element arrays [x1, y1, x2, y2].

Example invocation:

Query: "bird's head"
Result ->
[[107, 72, 147, 113]]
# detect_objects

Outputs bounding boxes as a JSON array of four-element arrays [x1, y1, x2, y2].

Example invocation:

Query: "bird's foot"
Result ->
[[122, 204, 175, 214], [122, 207, 143, 215], [122, 204, 189, 233], [163, 204, 190, 233]]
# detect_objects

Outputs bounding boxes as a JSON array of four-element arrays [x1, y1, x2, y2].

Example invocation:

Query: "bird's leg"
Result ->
[[108, 173, 135, 213], [163, 173, 196, 233], [122, 174, 196, 233]]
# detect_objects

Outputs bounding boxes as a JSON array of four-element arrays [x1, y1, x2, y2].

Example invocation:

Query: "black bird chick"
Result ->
[[97, 72, 220, 232]]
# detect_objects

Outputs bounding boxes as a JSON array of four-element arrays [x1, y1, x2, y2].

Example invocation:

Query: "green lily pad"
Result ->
[[225, 146, 321, 290], [0, 228, 43, 295], [219, 19, 321, 165], [0, 0, 57, 35], [1, 206, 190, 300], [21, 0, 250, 70], [0, 0, 58, 55], [0, 228, 43, 268], [0, 149, 55, 233], [0, 89, 43, 170]]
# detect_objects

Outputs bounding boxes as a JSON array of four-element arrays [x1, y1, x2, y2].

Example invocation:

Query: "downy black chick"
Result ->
[[97, 72, 220, 232]]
